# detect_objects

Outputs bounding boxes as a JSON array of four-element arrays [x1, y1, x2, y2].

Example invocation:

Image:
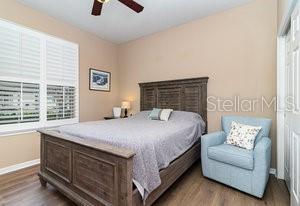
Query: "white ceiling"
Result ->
[[18, 0, 252, 44]]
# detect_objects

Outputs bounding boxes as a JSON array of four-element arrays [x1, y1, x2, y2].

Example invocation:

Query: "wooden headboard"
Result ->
[[139, 77, 209, 129]]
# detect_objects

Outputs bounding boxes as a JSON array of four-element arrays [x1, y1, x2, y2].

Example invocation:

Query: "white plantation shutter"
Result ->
[[0, 20, 78, 134], [22, 83, 40, 122], [63, 86, 75, 119], [0, 26, 20, 78], [46, 38, 78, 122], [0, 81, 39, 125], [47, 85, 75, 121], [0, 25, 41, 80], [46, 40, 77, 86], [47, 85, 63, 120], [0, 21, 42, 128], [21, 34, 41, 80], [0, 81, 21, 124]]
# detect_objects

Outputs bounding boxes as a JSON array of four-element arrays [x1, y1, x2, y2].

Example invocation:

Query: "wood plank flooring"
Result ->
[[0, 163, 289, 206]]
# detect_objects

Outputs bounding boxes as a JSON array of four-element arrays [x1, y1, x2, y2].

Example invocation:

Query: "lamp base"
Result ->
[[124, 108, 128, 118]]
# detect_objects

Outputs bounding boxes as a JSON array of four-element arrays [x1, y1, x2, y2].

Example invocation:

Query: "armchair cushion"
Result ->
[[207, 144, 254, 170]]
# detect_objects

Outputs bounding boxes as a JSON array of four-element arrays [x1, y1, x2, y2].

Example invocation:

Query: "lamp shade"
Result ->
[[121, 101, 131, 109]]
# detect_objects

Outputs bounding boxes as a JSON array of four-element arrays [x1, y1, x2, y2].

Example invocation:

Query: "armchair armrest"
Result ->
[[201, 131, 226, 177], [254, 137, 271, 168], [201, 131, 226, 147], [252, 137, 271, 197]]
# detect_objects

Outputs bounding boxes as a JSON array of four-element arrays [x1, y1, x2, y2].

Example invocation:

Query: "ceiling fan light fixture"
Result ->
[[97, 0, 110, 3]]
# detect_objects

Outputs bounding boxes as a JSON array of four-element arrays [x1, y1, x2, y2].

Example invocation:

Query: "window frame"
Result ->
[[0, 19, 79, 136]]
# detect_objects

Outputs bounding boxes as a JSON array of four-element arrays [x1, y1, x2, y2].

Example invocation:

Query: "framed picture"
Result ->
[[89, 68, 111, 92]]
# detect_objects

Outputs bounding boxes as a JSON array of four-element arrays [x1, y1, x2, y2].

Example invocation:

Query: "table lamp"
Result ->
[[121, 101, 131, 118]]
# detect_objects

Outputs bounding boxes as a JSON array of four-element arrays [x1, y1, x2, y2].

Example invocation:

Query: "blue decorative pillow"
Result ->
[[148, 108, 173, 121], [148, 108, 162, 120]]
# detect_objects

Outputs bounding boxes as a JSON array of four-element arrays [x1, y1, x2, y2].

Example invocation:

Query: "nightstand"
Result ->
[[104, 116, 117, 120], [104, 116, 127, 120]]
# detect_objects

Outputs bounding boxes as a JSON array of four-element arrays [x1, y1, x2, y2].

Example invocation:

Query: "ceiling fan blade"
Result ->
[[92, 0, 103, 16], [118, 0, 144, 13]]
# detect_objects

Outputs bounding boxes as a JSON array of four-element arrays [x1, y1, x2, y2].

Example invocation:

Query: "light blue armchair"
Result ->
[[201, 116, 272, 198]]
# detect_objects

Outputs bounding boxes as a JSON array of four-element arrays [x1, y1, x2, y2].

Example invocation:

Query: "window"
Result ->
[[47, 85, 75, 121], [0, 20, 79, 135]]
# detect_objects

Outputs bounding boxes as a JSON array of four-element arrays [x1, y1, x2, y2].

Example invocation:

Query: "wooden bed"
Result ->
[[38, 77, 208, 206]]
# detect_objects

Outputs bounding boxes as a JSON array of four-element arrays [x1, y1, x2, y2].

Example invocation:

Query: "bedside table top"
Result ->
[[104, 116, 117, 120], [104, 116, 127, 120]]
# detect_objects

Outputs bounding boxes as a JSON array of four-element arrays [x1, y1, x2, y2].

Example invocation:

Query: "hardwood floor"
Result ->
[[0, 163, 289, 206]]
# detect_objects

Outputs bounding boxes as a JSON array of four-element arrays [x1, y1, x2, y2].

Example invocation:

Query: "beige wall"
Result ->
[[118, 0, 278, 167], [0, 133, 40, 168], [0, 0, 119, 168], [0, 0, 278, 169]]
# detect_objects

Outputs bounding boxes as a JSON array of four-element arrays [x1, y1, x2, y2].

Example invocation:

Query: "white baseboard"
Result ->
[[269, 168, 277, 176], [0, 159, 40, 176]]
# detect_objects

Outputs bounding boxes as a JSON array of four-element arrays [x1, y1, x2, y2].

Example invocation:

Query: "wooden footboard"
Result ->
[[38, 129, 135, 206], [38, 129, 200, 206]]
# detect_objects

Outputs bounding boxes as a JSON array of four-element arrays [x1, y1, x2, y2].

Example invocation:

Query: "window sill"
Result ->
[[0, 118, 79, 137], [0, 129, 38, 138]]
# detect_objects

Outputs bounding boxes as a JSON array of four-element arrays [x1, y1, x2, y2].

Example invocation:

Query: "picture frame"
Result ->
[[89, 68, 111, 92]]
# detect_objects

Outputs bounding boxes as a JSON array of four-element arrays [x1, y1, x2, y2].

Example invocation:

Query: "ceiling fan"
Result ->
[[92, 0, 144, 16]]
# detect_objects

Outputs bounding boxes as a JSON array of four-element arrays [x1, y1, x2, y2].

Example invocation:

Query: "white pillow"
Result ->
[[225, 121, 261, 150], [160, 109, 173, 121]]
